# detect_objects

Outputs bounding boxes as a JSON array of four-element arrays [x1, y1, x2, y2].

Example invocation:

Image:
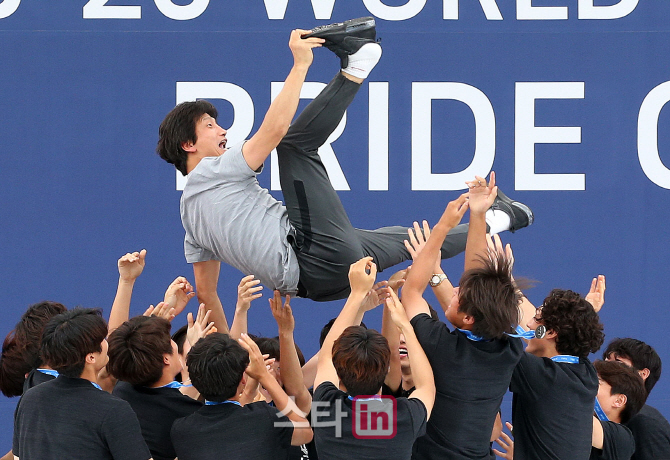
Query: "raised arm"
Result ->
[[192, 260, 229, 334], [383, 269, 408, 392], [385, 288, 435, 418], [108, 249, 146, 333], [162, 276, 195, 318], [229, 275, 262, 339], [270, 291, 312, 414], [585, 275, 605, 313], [464, 173, 497, 271], [242, 30, 324, 171], [403, 195, 469, 320], [314, 257, 378, 390]]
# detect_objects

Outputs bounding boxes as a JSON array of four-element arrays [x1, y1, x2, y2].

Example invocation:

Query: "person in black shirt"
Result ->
[[107, 310, 212, 460], [312, 257, 434, 460], [511, 288, 605, 460], [603, 338, 670, 460], [402, 176, 527, 460], [591, 360, 647, 460], [171, 332, 312, 460], [13, 308, 151, 460]]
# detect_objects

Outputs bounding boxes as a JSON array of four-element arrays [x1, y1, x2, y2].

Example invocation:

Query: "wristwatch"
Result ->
[[429, 274, 448, 287]]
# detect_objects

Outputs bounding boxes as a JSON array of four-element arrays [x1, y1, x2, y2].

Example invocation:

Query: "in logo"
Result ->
[[351, 396, 397, 439]]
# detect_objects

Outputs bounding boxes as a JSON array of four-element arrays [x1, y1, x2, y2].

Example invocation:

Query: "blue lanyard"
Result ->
[[205, 400, 241, 406], [156, 381, 193, 389], [457, 328, 488, 342], [594, 398, 609, 422], [348, 395, 382, 401], [37, 368, 59, 378], [91, 382, 103, 390], [509, 326, 539, 340], [551, 355, 580, 364]]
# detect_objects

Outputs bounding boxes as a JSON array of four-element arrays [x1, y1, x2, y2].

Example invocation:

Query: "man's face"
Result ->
[[93, 338, 109, 372], [605, 353, 634, 369], [596, 376, 615, 417], [524, 307, 547, 356], [445, 287, 465, 328], [399, 333, 409, 370], [192, 114, 227, 157]]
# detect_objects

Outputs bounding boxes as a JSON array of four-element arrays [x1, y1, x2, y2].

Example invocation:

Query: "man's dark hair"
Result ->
[[594, 360, 648, 423], [320, 318, 367, 348], [332, 326, 390, 397], [603, 338, 662, 394], [254, 336, 306, 367], [40, 308, 108, 378], [457, 252, 521, 340], [172, 324, 188, 355], [540, 289, 604, 358], [107, 316, 173, 386], [187, 333, 249, 402], [0, 332, 28, 397], [156, 100, 218, 176], [14, 301, 68, 370]]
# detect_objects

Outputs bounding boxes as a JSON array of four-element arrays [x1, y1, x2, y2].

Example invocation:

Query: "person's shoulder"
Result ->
[[628, 404, 670, 431], [313, 381, 346, 401]]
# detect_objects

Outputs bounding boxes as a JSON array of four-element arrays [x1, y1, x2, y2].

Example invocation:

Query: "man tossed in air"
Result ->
[[157, 18, 532, 327]]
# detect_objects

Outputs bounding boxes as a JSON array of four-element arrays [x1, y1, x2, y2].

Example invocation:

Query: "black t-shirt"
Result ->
[[113, 380, 202, 460], [22, 368, 56, 394], [13, 376, 151, 460], [381, 382, 415, 399], [510, 353, 598, 460], [312, 381, 427, 460], [590, 419, 635, 460], [410, 313, 523, 460], [625, 404, 670, 460], [171, 400, 294, 460]]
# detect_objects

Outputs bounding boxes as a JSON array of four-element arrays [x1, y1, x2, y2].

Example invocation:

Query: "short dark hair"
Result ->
[[540, 289, 604, 358], [156, 100, 218, 176], [332, 326, 390, 396], [40, 308, 108, 378], [320, 318, 367, 348], [255, 336, 306, 367], [458, 252, 521, 340], [15, 301, 67, 369], [603, 338, 662, 394], [187, 333, 249, 402], [594, 360, 648, 423], [0, 332, 28, 397], [172, 324, 188, 354], [107, 316, 173, 386]]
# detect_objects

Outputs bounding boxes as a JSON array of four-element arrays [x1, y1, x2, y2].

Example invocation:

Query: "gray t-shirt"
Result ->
[[180, 142, 300, 293]]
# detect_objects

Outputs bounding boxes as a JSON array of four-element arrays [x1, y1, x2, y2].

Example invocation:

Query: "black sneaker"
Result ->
[[303, 17, 377, 68], [490, 189, 534, 233]]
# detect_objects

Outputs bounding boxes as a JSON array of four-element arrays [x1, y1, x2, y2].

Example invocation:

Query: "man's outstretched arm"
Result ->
[[193, 260, 229, 334], [242, 30, 324, 171]]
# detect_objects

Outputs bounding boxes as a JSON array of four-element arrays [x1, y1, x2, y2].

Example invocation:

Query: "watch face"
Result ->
[[430, 275, 440, 285]]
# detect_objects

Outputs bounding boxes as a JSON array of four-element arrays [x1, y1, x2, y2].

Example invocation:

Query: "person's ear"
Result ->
[[86, 353, 96, 365], [182, 140, 196, 153], [639, 368, 650, 381], [462, 315, 475, 326], [613, 393, 627, 409], [545, 329, 558, 340]]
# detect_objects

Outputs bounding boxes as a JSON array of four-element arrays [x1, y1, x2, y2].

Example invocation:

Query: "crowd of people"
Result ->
[[2, 16, 669, 460]]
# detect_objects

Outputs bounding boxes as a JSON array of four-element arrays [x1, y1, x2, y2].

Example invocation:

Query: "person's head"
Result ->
[[107, 316, 179, 387], [14, 301, 67, 369], [594, 360, 647, 423], [449, 252, 520, 339], [399, 305, 439, 369], [526, 289, 604, 358], [187, 333, 249, 402], [40, 308, 109, 378], [157, 100, 225, 176], [320, 318, 367, 347], [0, 332, 28, 397], [603, 338, 662, 395], [332, 326, 390, 396]]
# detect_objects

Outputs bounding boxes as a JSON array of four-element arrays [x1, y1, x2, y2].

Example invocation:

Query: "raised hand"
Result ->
[[492, 422, 515, 460], [384, 287, 411, 330], [238, 333, 270, 381], [585, 275, 605, 313], [348, 257, 377, 296], [439, 193, 470, 229], [237, 275, 263, 312], [269, 290, 294, 334], [163, 276, 195, 317], [361, 281, 389, 312], [405, 220, 441, 271], [388, 268, 409, 294], [187, 303, 215, 347], [465, 172, 497, 215], [118, 249, 146, 282], [290, 29, 324, 69], [143, 301, 175, 322]]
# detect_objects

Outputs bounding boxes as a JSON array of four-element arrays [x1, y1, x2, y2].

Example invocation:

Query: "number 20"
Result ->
[[83, 0, 210, 20]]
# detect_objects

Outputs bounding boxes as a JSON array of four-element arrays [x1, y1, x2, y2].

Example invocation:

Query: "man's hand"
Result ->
[[118, 249, 146, 282], [163, 276, 195, 317], [269, 290, 294, 334], [492, 422, 515, 460], [586, 275, 605, 313], [384, 287, 411, 331], [348, 257, 378, 296], [143, 301, 176, 322], [290, 29, 324, 70], [361, 281, 389, 312], [187, 303, 215, 347], [465, 172, 497, 215], [388, 268, 409, 294], [237, 275, 263, 312], [440, 193, 470, 228], [238, 333, 271, 381], [405, 220, 441, 271]]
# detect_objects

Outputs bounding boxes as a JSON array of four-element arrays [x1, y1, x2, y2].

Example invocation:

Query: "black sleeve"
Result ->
[[509, 352, 554, 399], [262, 402, 295, 448], [410, 313, 453, 359], [599, 420, 635, 460], [402, 397, 428, 439], [101, 401, 152, 460]]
